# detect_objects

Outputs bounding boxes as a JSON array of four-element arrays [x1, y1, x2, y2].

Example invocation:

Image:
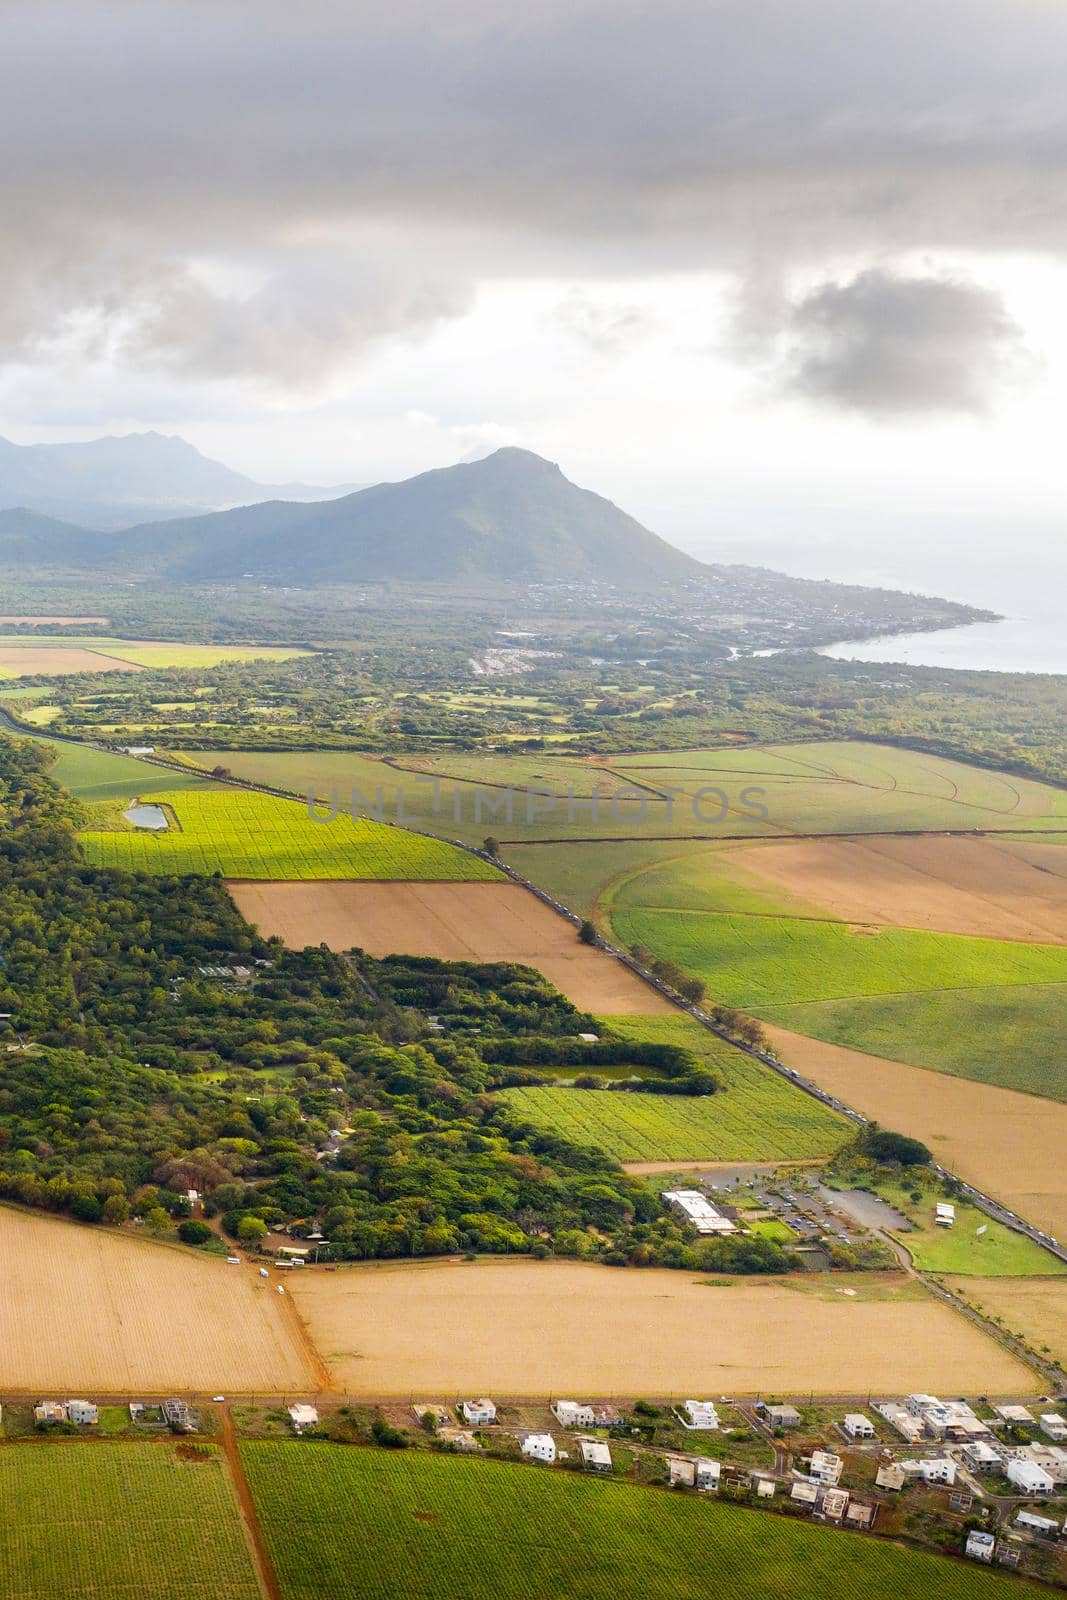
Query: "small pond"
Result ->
[[123, 802, 169, 831]]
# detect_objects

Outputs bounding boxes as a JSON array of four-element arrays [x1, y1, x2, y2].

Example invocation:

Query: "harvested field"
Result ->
[[944, 1276, 1067, 1369], [728, 834, 1067, 943], [0, 614, 108, 623], [0, 645, 142, 677], [228, 879, 673, 1014], [762, 1025, 1067, 1241], [286, 1257, 1032, 1394], [0, 1205, 314, 1392]]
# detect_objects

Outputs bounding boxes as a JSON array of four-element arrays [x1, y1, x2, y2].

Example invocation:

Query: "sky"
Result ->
[[2, 0, 1067, 591]]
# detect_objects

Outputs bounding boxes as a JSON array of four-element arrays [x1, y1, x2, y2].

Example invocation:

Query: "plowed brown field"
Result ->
[[287, 1256, 1033, 1394], [944, 1276, 1067, 1369], [763, 1024, 1067, 1241], [0, 1206, 314, 1391], [730, 835, 1067, 943], [228, 879, 673, 1014], [0, 647, 141, 676]]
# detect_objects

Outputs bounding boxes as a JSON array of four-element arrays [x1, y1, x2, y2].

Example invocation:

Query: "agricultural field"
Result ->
[[183, 737, 1067, 846], [0, 1442, 260, 1600], [228, 879, 669, 1012], [286, 1256, 1032, 1394], [0, 645, 142, 677], [609, 909, 1067, 1009], [39, 737, 218, 803], [78, 788, 499, 880], [944, 1276, 1067, 1369], [763, 1026, 1067, 1243], [0, 632, 310, 671], [0, 1205, 314, 1392], [766, 984, 1067, 1101], [498, 1013, 850, 1162], [242, 1443, 1040, 1600]]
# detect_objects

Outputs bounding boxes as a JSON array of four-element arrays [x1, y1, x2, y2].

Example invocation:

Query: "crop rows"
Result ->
[[241, 1441, 1033, 1600], [78, 788, 502, 880], [0, 1442, 260, 1600]]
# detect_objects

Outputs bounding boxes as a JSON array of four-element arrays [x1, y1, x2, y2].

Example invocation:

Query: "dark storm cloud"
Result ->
[[784, 270, 1032, 414], [2, 0, 1066, 385]]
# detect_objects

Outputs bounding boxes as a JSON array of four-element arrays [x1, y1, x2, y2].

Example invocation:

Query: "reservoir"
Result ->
[[123, 802, 168, 830]]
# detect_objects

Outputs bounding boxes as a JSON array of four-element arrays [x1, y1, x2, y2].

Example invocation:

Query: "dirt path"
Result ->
[[220, 1408, 281, 1600]]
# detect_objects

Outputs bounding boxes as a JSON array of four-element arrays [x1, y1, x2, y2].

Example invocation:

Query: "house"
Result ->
[[1007, 1459, 1054, 1495], [661, 1189, 737, 1235], [696, 1458, 720, 1491], [459, 1399, 496, 1426], [873, 1402, 925, 1443], [1040, 1414, 1067, 1442], [918, 1457, 956, 1485], [844, 1501, 876, 1529], [66, 1400, 99, 1425], [964, 1440, 1003, 1473], [842, 1413, 875, 1439], [592, 1405, 624, 1429], [1014, 1510, 1060, 1536], [966, 1531, 996, 1563], [902, 1394, 988, 1441], [876, 1463, 907, 1492], [33, 1402, 67, 1426], [679, 1399, 719, 1431], [935, 1202, 955, 1227], [790, 1481, 819, 1507], [442, 1429, 481, 1452], [820, 1488, 850, 1521], [521, 1433, 557, 1463], [808, 1450, 843, 1487], [995, 1403, 1035, 1426], [162, 1398, 196, 1433], [552, 1400, 595, 1429], [765, 1404, 801, 1430], [754, 1476, 776, 1499], [1028, 1445, 1067, 1483], [288, 1404, 319, 1433], [579, 1438, 613, 1473], [667, 1455, 697, 1488]]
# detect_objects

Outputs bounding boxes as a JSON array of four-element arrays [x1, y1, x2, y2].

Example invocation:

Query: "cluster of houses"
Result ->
[[869, 1393, 1067, 1498], [34, 1399, 99, 1427]]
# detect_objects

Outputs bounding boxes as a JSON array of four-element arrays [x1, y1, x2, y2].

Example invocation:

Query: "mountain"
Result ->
[[110, 448, 706, 586], [0, 431, 357, 530], [0, 506, 101, 565]]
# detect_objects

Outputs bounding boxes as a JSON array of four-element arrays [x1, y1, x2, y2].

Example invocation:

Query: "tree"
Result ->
[[178, 1219, 215, 1246], [142, 1206, 173, 1235], [102, 1194, 131, 1225], [236, 1214, 269, 1243], [483, 836, 501, 858], [578, 920, 598, 946], [70, 1192, 103, 1223], [861, 1128, 932, 1167]]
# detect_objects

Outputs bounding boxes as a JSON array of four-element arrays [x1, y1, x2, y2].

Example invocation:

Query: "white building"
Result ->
[[580, 1438, 613, 1472], [966, 1531, 996, 1563], [1040, 1414, 1067, 1442], [459, 1399, 496, 1426], [790, 1481, 818, 1507], [820, 1487, 849, 1521], [521, 1433, 557, 1463], [1008, 1459, 1054, 1495], [679, 1400, 719, 1430], [995, 1403, 1035, 1426], [67, 1400, 99, 1425], [288, 1404, 318, 1432], [755, 1476, 775, 1498], [661, 1189, 737, 1235], [935, 1202, 955, 1227], [842, 1413, 874, 1439], [876, 1463, 906, 1491], [873, 1402, 924, 1443], [964, 1440, 1003, 1473], [809, 1450, 843, 1486], [1014, 1510, 1060, 1536], [696, 1458, 720, 1491], [552, 1400, 595, 1428], [918, 1457, 957, 1485]]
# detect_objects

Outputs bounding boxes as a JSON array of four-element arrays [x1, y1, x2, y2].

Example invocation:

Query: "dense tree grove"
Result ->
[[0, 736, 794, 1273]]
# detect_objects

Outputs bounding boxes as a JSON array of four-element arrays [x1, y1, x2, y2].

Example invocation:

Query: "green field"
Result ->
[[610, 909, 1067, 1009], [78, 787, 501, 880], [241, 1442, 1039, 1600], [763, 984, 1067, 1102], [498, 1015, 851, 1161], [0, 1441, 259, 1600], [856, 1177, 1067, 1277], [182, 738, 1067, 848], [40, 739, 219, 804], [0, 633, 310, 669]]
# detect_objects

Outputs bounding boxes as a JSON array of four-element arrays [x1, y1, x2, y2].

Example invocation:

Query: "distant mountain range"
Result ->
[[0, 434, 991, 631], [0, 430, 357, 530]]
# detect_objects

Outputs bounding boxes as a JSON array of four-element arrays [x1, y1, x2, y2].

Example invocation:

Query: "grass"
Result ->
[[78, 787, 502, 880], [0, 1441, 259, 1600], [41, 738, 219, 804], [851, 1174, 1067, 1277], [241, 1441, 1042, 1600], [0, 634, 310, 668], [498, 1015, 852, 1162], [610, 909, 1067, 1010], [761, 985, 1067, 1103]]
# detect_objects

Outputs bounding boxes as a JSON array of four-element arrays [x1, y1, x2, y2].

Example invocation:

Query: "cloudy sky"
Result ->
[[2, 0, 1067, 591]]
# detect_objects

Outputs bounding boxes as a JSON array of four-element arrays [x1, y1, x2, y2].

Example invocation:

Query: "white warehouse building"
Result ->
[[661, 1190, 737, 1235]]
